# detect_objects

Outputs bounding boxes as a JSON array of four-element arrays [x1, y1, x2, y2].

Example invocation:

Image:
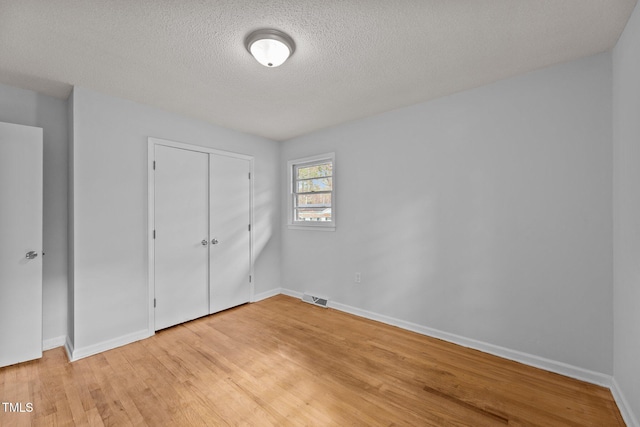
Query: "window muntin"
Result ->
[[289, 154, 335, 229], [296, 177, 332, 193]]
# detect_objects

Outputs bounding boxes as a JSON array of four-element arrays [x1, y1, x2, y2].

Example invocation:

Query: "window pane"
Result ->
[[289, 154, 334, 228], [296, 193, 331, 207], [295, 207, 332, 222], [297, 177, 332, 193], [297, 162, 332, 180]]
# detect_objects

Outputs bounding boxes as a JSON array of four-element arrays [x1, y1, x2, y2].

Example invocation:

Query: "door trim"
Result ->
[[147, 137, 254, 337]]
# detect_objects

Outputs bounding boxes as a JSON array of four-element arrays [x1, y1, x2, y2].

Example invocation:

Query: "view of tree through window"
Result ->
[[293, 161, 332, 222]]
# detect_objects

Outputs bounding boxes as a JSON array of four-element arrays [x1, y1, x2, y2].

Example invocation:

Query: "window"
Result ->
[[288, 153, 335, 230]]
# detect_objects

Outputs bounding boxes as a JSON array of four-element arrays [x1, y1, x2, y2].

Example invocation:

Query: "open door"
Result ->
[[0, 121, 43, 367]]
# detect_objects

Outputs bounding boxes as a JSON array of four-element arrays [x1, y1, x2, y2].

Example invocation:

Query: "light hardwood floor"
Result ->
[[0, 295, 625, 426]]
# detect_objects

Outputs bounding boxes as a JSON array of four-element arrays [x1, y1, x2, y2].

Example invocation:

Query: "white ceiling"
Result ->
[[0, 1, 636, 141]]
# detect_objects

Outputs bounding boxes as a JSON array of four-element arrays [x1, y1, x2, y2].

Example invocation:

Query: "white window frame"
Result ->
[[287, 152, 336, 231]]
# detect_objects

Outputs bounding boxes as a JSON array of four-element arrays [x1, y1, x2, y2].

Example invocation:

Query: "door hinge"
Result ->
[[249, 275, 252, 283], [248, 172, 251, 179], [153, 161, 156, 170], [248, 224, 251, 231], [153, 230, 156, 239], [154, 298, 156, 308]]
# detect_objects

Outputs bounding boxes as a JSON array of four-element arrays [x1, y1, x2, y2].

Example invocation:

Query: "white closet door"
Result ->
[[0, 122, 43, 367], [209, 155, 251, 313], [154, 145, 210, 330]]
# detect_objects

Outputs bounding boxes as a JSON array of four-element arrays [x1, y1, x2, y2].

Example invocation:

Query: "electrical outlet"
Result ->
[[355, 272, 361, 283]]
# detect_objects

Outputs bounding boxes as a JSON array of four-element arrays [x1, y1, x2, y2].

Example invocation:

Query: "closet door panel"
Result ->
[[154, 145, 210, 330], [209, 155, 251, 313]]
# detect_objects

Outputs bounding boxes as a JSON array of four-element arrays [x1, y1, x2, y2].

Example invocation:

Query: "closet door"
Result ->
[[209, 155, 251, 313], [154, 145, 210, 330]]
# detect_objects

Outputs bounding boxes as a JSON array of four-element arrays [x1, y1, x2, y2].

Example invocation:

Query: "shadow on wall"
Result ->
[[354, 165, 506, 334], [253, 184, 275, 261]]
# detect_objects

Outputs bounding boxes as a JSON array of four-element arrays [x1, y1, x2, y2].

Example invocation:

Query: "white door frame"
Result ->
[[147, 137, 254, 336]]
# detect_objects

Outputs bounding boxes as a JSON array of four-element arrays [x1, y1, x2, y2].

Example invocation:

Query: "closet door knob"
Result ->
[[211, 238, 219, 245], [201, 240, 208, 246]]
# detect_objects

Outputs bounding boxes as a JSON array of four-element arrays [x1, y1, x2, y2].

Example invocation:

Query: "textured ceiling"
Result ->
[[0, 0, 637, 141]]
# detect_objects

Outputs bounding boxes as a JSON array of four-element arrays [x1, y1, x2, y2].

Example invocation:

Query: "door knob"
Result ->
[[26, 251, 38, 259], [201, 240, 208, 246], [211, 238, 219, 245]]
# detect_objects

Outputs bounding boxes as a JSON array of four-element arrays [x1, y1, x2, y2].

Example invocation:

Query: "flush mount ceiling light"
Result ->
[[245, 29, 295, 68]]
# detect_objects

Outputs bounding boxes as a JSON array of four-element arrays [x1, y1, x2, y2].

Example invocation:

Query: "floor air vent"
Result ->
[[302, 293, 329, 308]]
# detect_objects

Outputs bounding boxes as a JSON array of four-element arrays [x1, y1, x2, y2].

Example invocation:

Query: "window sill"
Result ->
[[288, 225, 336, 232]]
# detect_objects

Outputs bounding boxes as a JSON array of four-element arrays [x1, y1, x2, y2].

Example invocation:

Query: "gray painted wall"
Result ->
[[613, 0, 640, 423], [69, 87, 281, 353], [0, 83, 68, 344], [281, 53, 613, 374]]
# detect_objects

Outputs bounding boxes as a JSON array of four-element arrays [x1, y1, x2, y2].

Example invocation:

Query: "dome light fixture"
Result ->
[[245, 29, 295, 68]]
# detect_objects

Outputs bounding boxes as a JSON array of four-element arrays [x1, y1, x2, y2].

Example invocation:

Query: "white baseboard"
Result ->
[[329, 294, 640, 424], [43, 335, 66, 351], [69, 329, 151, 362], [611, 377, 640, 427], [280, 288, 302, 299], [252, 288, 283, 302], [280, 288, 610, 387], [331, 299, 611, 386]]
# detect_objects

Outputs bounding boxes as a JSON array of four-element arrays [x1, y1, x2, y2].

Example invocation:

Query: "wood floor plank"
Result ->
[[0, 295, 625, 426]]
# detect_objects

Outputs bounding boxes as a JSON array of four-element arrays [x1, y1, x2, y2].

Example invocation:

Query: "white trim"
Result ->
[[43, 335, 66, 351], [149, 137, 254, 161], [281, 288, 303, 299], [147, 137, 255, 335], [249, 157, 255, 301], [287, 225, 336, 231], [64, 336, 74, 361], [252, 288, 282, 302], [330, 300, 611, 386], [280, 288, 611, 387], [611, 377, 640, 427], [287, 152, 336, 231], [147, 140, 156, 338], [68, 329, 149, 362]]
